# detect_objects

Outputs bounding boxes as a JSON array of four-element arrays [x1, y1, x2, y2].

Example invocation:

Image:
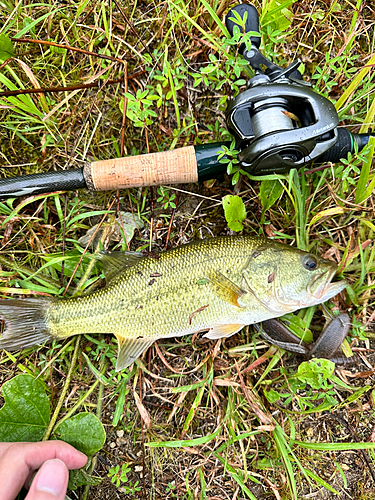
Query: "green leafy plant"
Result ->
[[157, 186, 177, 209], [108, 463, 141, 493], [222, 194, 246, 231], [217, 140, 243, 184], [261, 0, 296, 31], [259, 179, 284, 224], [119, 89, 158, 127]]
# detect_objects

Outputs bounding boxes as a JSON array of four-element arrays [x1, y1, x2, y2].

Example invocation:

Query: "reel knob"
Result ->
[[225, 4, 261, 49]]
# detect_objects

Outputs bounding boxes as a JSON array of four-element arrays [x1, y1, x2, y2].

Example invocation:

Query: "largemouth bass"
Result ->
[[0, 236, 346, 371]]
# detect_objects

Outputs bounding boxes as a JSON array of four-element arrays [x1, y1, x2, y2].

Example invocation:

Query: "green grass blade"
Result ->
[[146, 425, 222, 448], [169, 0, 222, 51], [335, 53, 375, 112], [214, 452, 259, 499], [295, 441, 375, 451], [273, 426, 298, 500], [200, 0, 230, 37], [181, 383, 205, 435], [354, 136, 375, 203], [13, 9, 61, 38], [303, 468, 339, 494]]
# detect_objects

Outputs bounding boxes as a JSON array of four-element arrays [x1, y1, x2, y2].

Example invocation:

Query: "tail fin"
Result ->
[[0, 298, 53, 351]]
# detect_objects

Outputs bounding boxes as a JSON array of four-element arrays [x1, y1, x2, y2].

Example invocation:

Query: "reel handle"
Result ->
[[225, 4, 261, 49]]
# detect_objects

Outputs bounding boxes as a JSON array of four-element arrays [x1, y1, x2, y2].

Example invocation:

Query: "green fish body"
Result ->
[[0, 236, 346, 371]]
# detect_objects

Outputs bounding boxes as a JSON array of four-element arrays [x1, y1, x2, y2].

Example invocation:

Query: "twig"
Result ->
[[10, 37, 125, 64], [234, 361, 273, 425], [0, 72, 145, 98], [111, 0, 162, 71], [164, 191, 181, 250]]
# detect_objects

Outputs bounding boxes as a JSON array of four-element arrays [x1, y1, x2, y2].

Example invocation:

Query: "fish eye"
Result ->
[[302, 255, 318, 271]]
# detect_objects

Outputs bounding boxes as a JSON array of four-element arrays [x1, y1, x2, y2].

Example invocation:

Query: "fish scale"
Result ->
[[0, 235, 347, 371]]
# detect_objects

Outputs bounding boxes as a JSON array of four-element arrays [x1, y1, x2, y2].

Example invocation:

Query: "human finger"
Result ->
[[25, 459, 69, 500], [0, 441, 87, 500]]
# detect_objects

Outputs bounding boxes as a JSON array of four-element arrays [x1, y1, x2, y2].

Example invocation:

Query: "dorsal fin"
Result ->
[[98, 251, 144, 282], [114, 334, 157, 371], [209, 270, 246, 307]]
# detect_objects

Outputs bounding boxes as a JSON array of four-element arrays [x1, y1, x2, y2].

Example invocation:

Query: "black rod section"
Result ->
[[0, 168, 86, 199]]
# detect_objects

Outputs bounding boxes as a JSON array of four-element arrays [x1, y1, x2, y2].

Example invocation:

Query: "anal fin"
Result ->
[[115, 334, 156, 371], [203, 324, 245, 340]]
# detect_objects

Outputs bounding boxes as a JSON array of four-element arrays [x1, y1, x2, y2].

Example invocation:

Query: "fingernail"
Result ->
[[77, 450, 88, 462], [35, 459, 68, 496]]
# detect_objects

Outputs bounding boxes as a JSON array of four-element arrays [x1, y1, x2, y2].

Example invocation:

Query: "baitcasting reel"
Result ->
[[225, 4, 369, 175]]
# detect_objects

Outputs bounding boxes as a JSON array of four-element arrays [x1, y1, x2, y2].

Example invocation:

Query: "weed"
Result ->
[[157, 186, 177, 210], [108, 463, 141, 493]]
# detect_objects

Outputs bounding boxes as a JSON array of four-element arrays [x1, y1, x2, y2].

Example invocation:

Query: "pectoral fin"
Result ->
[[204, 324, 245, 340], [115, 334, 156, 371], [209, 271, 246, 307]]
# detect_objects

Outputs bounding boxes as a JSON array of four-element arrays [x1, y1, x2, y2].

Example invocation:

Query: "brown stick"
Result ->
[[0, 72, 145, 98], [11, 37, 125, 64]]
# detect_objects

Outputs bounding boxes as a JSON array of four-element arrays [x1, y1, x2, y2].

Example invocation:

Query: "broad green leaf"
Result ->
[[54, 412, 106, 456], [0, 33, 14, 63], [259, 179, 283, 213], [222, 195, 246, 232], [0, 374, 50, 442]]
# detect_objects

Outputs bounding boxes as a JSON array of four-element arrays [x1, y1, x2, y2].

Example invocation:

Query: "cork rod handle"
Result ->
[[83, 146, 198, 191]]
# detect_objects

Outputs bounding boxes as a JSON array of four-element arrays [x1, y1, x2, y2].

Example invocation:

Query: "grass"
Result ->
[[0, 0, 375, 499]]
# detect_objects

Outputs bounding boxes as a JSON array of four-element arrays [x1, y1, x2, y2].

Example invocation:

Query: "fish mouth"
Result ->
[[308, 266, 347, 302]]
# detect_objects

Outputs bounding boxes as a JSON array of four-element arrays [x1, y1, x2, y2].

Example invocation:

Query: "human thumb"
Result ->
[[26, 459, 69, 500]]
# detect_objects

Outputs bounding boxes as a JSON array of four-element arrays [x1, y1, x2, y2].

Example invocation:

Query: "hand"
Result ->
[[0, 441, 87, 500]]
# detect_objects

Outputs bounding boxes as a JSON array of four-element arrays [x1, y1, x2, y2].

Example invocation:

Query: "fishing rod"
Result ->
[[0, 3, 373, 199]]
